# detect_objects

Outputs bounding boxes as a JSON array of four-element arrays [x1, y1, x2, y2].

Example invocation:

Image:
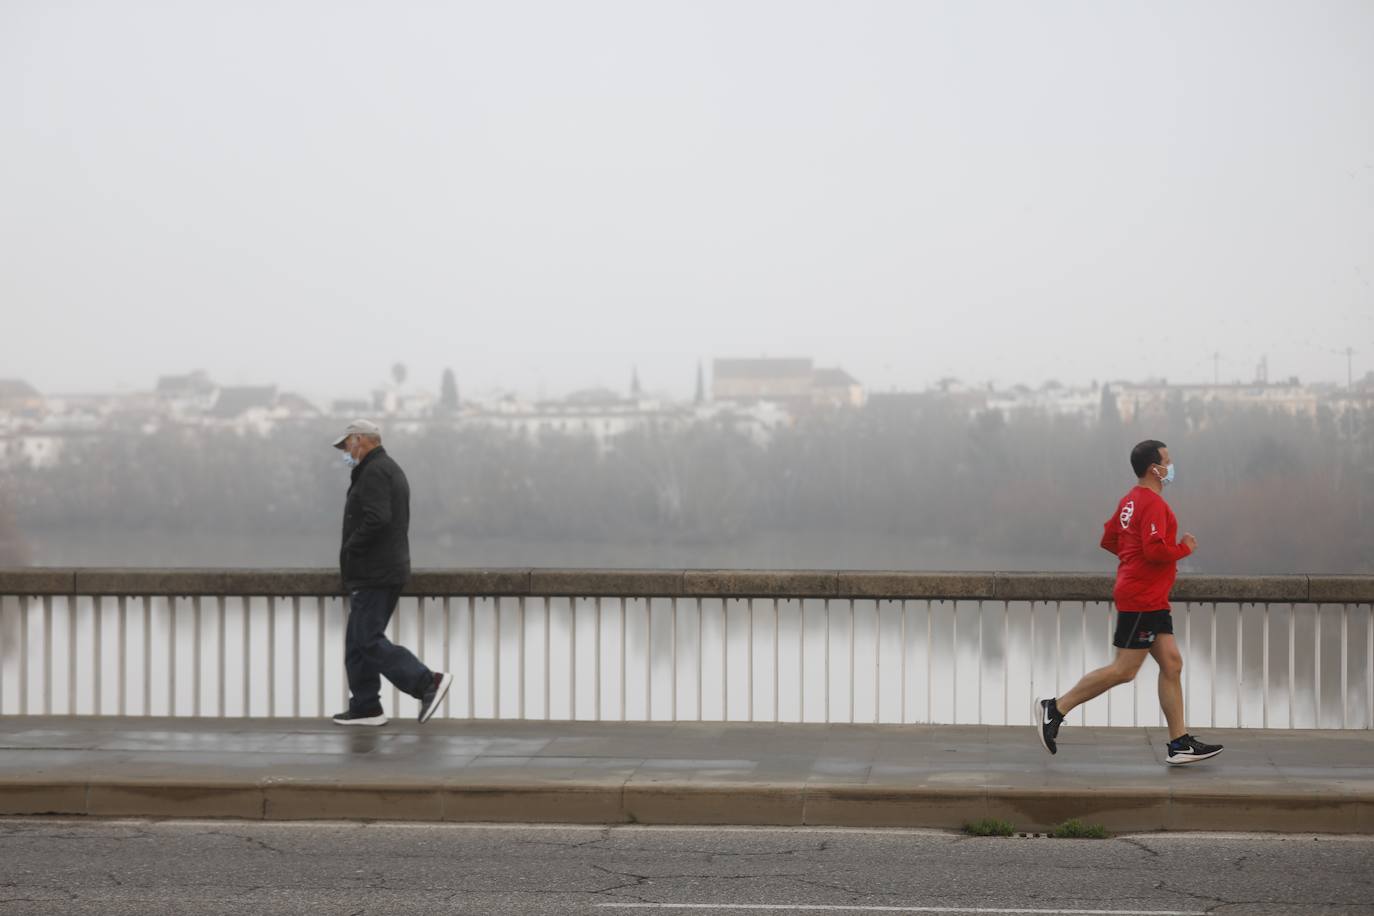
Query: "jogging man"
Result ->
[[330, 419, 452, 726], [1036, 439, 1223, 765]]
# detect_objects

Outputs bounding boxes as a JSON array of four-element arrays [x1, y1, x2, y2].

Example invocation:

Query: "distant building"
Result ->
[[1116, 380, 1318, 422], [331, 399, 373, 417], [810, 367, 865, 408], [208, 386, 278, 420], [712, 358, 864, 408], [0, 379, 44, 415], [465, 388, 688, 448], [713, 358, 814, 402], [155, 370, 217, 415]]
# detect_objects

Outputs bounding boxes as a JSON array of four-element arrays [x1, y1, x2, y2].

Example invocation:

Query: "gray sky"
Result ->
[[3, 0, 1371, 403]]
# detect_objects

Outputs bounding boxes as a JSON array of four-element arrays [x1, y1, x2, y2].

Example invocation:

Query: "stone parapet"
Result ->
[[0, 567, 1370, 603]]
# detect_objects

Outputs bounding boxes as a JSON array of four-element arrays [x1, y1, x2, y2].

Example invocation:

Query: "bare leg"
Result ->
[[1151, 634, 1186, 740], [1056, 648, 1148, 716]]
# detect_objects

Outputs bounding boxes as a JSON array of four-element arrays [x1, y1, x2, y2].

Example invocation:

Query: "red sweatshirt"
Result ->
[[1100, 485, 1192, 611]]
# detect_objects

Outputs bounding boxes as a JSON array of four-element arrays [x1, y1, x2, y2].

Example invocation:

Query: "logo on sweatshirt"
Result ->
[[1119, 500, 1135, 529]]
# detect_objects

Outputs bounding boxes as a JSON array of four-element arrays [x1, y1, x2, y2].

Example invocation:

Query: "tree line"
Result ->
[[6, 397, 1372, 574]]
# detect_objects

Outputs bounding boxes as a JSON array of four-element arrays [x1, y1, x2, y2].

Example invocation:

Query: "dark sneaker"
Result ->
[[332, 708, 387, 727], [418, 672, 453, 724], [1035, 697, 1064, 755], [1166, 734, 1223, 765]]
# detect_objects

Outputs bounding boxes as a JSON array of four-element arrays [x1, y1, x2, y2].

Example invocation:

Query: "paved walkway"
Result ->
[[2, 717, 1371, 833]]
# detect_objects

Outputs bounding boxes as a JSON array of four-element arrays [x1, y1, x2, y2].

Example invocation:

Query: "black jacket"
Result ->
[[339, 446, 411, 590]]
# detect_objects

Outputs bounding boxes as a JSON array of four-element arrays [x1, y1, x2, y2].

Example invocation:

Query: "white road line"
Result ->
[[595, 906, 1205, 916]]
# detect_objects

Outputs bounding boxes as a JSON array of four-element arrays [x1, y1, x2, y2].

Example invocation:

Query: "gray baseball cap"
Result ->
[[331, 418, 382, 449]]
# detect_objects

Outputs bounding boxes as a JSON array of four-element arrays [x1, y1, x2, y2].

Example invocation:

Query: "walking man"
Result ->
[[331, 419, 452, 726], [1036, 439, 1223, 765]]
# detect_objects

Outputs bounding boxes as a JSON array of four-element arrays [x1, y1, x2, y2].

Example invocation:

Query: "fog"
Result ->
[[3, 0, 1372, 402], [2, 1, 1372, 574]]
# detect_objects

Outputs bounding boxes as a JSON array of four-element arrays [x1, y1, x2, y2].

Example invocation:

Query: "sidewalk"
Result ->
[[1, 717, 1370, 833]]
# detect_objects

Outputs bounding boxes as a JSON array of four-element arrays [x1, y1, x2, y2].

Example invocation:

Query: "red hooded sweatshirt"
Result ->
[[1100, 485, 1192, 611]]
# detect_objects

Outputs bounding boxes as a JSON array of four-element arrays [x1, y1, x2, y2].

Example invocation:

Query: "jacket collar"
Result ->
[[349, 445, 386, 483]]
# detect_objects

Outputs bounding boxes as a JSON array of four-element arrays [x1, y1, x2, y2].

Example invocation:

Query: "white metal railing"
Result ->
[[0, 570, 1371, 729]]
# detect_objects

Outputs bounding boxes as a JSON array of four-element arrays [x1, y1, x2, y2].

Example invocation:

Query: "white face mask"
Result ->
[[341, 451, 358, 469], [1157, 462, 1175, 486]]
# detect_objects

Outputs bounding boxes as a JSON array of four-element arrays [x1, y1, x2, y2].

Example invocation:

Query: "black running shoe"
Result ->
[[1034, 697, 1063, 755], [332, 708, 387, 727], [1165, 734, 1223, 765], [418, 672, 453, 724]]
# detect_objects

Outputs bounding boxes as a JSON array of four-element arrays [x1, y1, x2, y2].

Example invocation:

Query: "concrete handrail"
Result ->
[[0, 567, 1371, 603]]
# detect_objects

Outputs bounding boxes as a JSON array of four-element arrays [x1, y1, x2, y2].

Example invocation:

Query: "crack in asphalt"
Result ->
[[1118, 836, 1161, 858]]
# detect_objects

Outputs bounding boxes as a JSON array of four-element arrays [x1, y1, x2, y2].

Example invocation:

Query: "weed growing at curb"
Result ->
[[1051, 819, 1108, 839], [964, 818, 1016, 837]]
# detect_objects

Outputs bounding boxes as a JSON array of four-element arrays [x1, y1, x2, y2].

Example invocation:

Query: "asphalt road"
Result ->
[[1, 819, 1371, 916]]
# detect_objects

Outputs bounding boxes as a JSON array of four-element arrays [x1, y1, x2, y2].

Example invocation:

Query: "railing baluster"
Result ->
[[774, 599, 781, 724], [748, 598, 756, 723], [925, 600, 932, 725], [594, 597, 602, 721], [117, 596, 127, 717], [976, 601, 984, 726], [316, 597, 326, 719], [800, 600, 809, 724], [42, 595, 52, 715], [493, 598, 502, 719], [1341, 604, 1349, 730], [1006, 601, 1013, 727], [92, 597, 102, 716], [1237, 603, 1244, 728], [1367, 603, 1373, 730], [848, 599, 856, 724], [645, 598, 652, 721], [466, 596, 475, 719], [900, 600, 908, 726], [825, 599, 832, 724], [569, 597, 578, 721], [194, 596, 203, 719], [545, 597, 552, 721], [1262, 603, 1270, 729], [443, 596, 452, 719], [290, 596, 300, 719], [619, 598, 627, 722], [242, 598, 251, 718], [671, 597, 679, 723], [1027, 600, 1034, 726], [696, 598, 703, 722], [1288, 603, 1296, 729], [952, 601, 958, 724], [67, 596, 76, 715], [1079, 603, 1087, 727], [268, 597, 277, 718], [144, 597, 153, 717], [1315, 606, 1322, 727], [218, 597, 227, 718], [1210, 602, 1217, 728], [873, 601, 880, 725], [19, 596, 29, 715], [722, 599, 729, 721], [518, 595, 526, 720]]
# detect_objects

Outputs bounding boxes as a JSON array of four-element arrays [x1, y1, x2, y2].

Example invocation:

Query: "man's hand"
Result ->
[[1181, 533, 1198, 552]]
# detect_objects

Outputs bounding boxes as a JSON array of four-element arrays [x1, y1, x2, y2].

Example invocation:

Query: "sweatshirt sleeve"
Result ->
[[1100, 514, 1121, 556], [1140, 499, 1190, 563]]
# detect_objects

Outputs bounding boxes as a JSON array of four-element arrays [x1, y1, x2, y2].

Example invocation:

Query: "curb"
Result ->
[[3, 778, 1370, 834]]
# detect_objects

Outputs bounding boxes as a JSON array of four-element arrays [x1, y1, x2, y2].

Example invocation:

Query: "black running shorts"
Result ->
[[1113, 609, 1173, 649]]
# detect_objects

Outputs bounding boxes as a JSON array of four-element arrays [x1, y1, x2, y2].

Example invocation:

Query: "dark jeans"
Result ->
[[345, 586, 432, 715]]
